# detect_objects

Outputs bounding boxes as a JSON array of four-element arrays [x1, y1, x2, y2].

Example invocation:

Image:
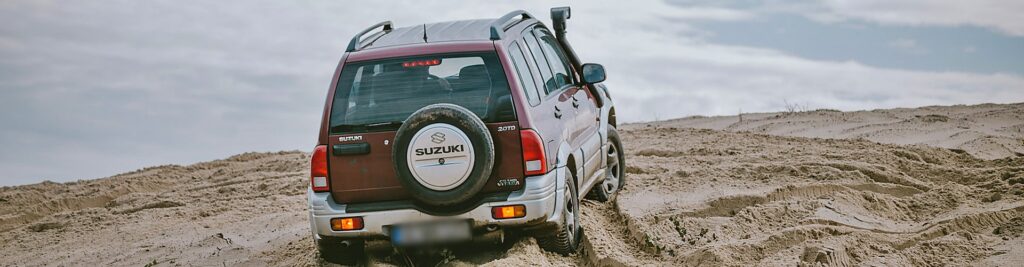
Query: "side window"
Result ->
[[508, 42, 541, 106], [534, 29, 574, 89], [522, 32, 557, 94]]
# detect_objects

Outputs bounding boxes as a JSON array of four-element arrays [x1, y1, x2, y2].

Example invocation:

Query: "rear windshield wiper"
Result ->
[[365, 121, 404, 129], [330, 121, 404, 133]]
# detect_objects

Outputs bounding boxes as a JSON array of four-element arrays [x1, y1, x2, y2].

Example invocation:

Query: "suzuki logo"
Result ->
[[431, 132, 446, 144], [338, 135, 363, 142]]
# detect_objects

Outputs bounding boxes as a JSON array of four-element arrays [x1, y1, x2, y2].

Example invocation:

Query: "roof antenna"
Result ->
[[422, 24, 428, 42]]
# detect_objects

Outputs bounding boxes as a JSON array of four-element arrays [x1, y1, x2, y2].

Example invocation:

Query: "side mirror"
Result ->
[[581, 63, 606, 84]]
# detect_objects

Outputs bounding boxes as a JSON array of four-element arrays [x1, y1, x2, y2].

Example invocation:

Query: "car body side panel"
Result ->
[[583, 83, 614, 195], [575, 86, 602, 183], [580, 131, 602, 190], [596, 83, 613, 169]]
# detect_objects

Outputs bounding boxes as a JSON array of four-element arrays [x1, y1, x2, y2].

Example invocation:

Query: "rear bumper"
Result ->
[[307, 167, 564, 240]]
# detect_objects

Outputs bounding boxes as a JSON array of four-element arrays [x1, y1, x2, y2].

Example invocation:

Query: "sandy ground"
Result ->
[[2, 103, 1023, 266]]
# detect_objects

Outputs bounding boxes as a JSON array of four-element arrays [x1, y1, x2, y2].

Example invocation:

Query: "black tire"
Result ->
[[392, 104, 495, 209], [589, 126, 625, 202], [537, 169, 582, 255], [316, 238, 364, 266]]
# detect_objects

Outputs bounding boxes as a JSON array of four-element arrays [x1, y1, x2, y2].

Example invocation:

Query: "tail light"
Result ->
[[311, 145, 330, 192], [492, 205, 526, 219], [330, 217, 364, 231], [520, 129, 547, 176]]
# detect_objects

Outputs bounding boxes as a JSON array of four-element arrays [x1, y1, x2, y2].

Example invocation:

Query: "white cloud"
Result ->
[[564, 1, 1024, 121], [664, 7, 755, 21], [698, 0, 1024, 36], [815, 0, 1024, 36]]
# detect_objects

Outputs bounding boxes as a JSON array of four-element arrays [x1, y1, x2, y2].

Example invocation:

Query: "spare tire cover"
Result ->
[[392, 104, 495, 208]]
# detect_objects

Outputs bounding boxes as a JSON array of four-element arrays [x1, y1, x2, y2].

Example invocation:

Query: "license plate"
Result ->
[[390, 220, 471, 246]]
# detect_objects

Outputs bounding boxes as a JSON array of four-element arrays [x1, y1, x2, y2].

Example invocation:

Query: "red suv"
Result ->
[[307, 7, 624, 264]]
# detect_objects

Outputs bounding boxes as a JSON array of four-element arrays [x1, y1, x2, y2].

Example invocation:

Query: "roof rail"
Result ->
[[346, 21, 393, 52], [489, 10, 533, 40]]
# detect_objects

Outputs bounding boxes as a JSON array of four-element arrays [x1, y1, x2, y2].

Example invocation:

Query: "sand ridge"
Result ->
[[654, 102, 1024, 160], [2, 103, 1023, 266]]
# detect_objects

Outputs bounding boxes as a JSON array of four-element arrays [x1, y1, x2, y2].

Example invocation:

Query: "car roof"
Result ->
[[352, 17, 539, 51]]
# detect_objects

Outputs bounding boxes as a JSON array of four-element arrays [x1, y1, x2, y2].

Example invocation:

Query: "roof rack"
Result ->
[[489, 10, 533, 40], [346, 21, 393, 52]]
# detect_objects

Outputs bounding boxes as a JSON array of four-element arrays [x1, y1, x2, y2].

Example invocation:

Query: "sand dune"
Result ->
[[2, 103, 1023, 266], [652, 103, 1024, 160]]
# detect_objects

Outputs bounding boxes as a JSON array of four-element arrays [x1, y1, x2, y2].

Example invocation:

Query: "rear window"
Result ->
[[329, 52, 512, 134]]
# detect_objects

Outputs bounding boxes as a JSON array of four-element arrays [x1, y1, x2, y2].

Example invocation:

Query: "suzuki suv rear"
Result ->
[[307, 7, 625, 264]]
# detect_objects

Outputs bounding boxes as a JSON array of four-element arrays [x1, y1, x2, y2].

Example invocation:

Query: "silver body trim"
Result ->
[[308, 166, 564, 241]]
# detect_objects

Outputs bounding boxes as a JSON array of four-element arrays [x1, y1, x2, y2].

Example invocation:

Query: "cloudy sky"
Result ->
[[2, 0, 1023, 186]]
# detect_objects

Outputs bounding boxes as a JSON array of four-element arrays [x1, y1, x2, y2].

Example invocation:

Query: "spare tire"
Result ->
[[392, 104, 495, 209]]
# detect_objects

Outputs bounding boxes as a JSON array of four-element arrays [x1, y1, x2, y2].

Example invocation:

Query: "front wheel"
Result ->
[[590, 126, 625, 202], [537, 169, 583, 255]]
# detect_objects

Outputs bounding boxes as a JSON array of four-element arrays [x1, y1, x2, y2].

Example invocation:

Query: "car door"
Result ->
[[519, 29, 576, 170], [533, 28, 603, 185], [573, 85, 602, 183]]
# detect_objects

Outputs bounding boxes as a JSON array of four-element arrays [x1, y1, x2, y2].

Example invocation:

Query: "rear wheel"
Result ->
[[590, 126, 625, 202], [316, 237, 364, 265], [537, 169, 582, 255]]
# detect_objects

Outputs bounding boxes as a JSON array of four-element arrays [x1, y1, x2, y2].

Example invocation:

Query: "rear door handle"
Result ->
[[333, 143, 370, 156]]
